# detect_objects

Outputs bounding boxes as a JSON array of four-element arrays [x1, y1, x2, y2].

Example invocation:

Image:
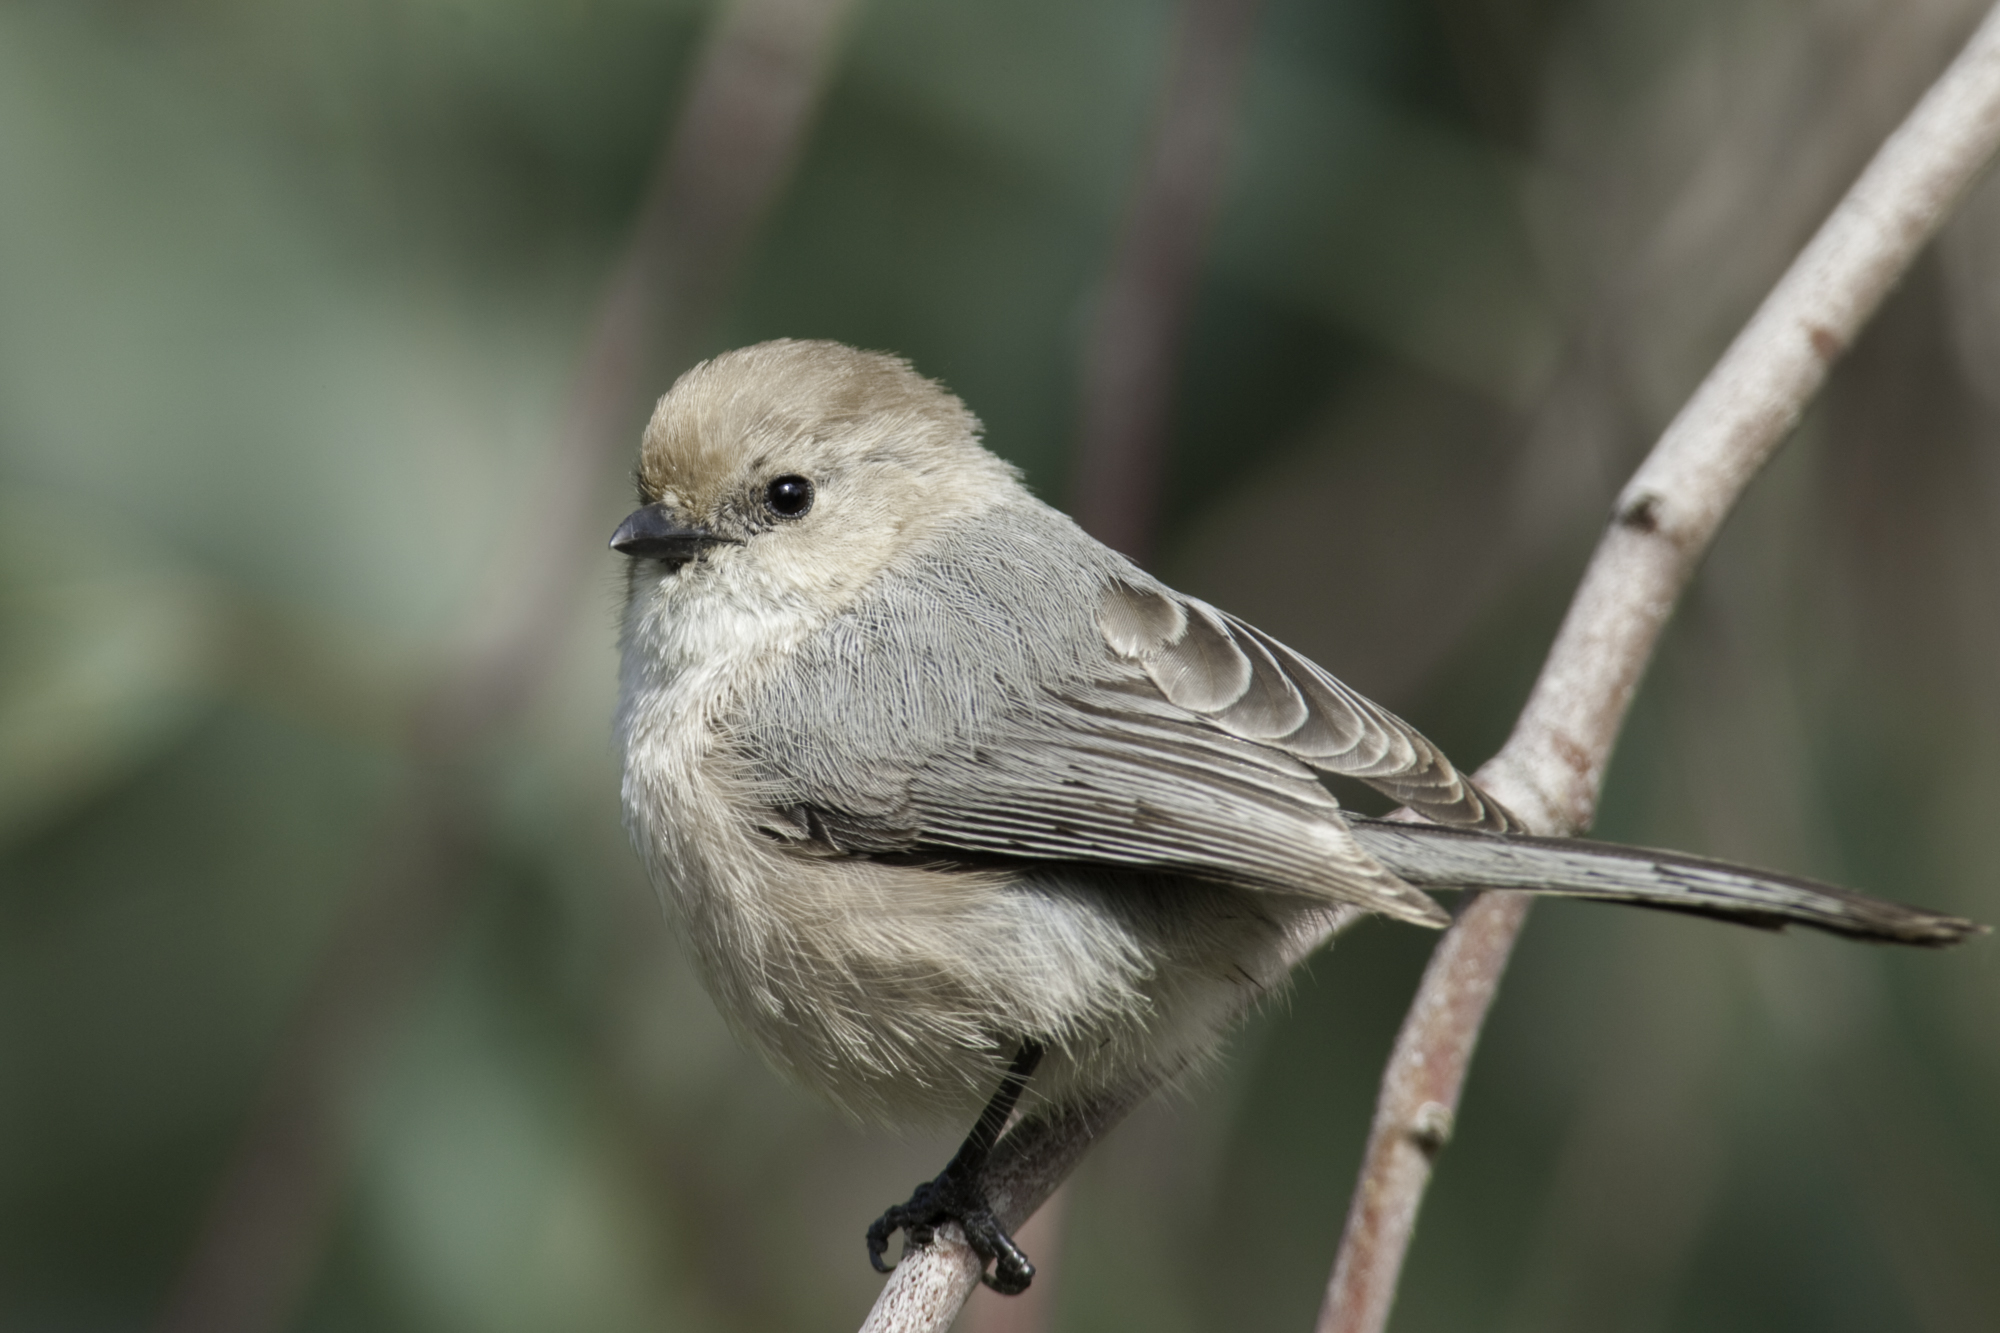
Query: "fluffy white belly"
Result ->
[[616, 565, 1343, 1123]]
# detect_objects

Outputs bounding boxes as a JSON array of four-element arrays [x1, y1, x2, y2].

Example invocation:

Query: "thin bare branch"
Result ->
[[149, 6, 856, 1330], [863, 5, 2000, 1331], [1317, 7, 2000, 1332]]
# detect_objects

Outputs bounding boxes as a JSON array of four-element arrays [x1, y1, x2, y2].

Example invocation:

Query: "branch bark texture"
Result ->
[[1317, 7, 2000, 1332], [866, 4, 2000, 1331]]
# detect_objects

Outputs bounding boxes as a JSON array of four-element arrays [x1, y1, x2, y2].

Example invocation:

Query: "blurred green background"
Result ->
[[3, 1, 1998, 1330]]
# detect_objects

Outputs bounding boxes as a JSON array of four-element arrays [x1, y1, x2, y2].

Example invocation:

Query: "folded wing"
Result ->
[[1096, 580, 1516, 832], [729, 521, 1475, 927]]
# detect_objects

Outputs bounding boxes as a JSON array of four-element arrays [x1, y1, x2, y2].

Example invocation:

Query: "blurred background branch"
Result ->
[[1070, 0, 1267, 565], [151, 2, 857, 1330]]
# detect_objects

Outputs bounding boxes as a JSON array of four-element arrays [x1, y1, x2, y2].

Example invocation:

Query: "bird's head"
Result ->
[[613, 340, 1017, 621]]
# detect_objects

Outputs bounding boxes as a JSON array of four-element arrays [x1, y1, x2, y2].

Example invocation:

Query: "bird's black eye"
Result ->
[[764, 475, 814, 519]]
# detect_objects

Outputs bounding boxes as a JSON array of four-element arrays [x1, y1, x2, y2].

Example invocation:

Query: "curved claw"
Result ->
[[867, 1042, 1047, 1294], [865, 1178, 1035, 1294], [865, 1214, 899, 1275], [968, 1215, 1035, 1295]]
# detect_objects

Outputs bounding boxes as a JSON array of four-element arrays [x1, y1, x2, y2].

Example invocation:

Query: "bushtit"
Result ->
[[613, 339, 1976, 1294]]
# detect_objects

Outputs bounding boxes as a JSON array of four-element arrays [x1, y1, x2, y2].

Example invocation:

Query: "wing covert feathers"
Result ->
[[1349, 818, 1983, 946], [731, 508, 1471, 927], [1096, 581, 1516, 832]]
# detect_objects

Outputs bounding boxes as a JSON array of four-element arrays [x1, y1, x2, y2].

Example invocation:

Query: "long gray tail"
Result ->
[[1346, 817, 1983, 947]]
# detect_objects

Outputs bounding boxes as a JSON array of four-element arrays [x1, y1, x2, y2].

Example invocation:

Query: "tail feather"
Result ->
[[1346, 817, 1983, 947]]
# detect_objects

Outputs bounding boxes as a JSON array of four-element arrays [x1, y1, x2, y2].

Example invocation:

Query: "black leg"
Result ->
[[866, 1040, 1045, 1295]]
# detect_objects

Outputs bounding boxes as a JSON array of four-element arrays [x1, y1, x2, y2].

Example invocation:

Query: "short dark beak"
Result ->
[[610, 503, 732, 563]]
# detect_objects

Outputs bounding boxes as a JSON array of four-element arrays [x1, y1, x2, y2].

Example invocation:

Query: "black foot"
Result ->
[[867, 1041, 1046, 1295], [866, 1169, 1035, 1294]]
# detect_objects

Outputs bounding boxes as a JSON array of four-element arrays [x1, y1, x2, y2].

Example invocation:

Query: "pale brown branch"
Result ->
[[1316, 7, 2000, 1333], [863, 5, 2000, 1332], [149, 5, 856, 1330]]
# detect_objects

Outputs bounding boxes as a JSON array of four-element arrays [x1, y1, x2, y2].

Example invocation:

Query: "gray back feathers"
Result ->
[[727, 495, 1505, 926], [722, 486, 1981, 948]]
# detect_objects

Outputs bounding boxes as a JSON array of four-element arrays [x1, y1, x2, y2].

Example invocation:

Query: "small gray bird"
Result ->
[[613, 339, 1976, 1294]]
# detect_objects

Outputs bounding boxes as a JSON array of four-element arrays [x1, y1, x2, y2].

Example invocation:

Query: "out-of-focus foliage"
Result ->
[[3, 1, 1997, 1330]]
